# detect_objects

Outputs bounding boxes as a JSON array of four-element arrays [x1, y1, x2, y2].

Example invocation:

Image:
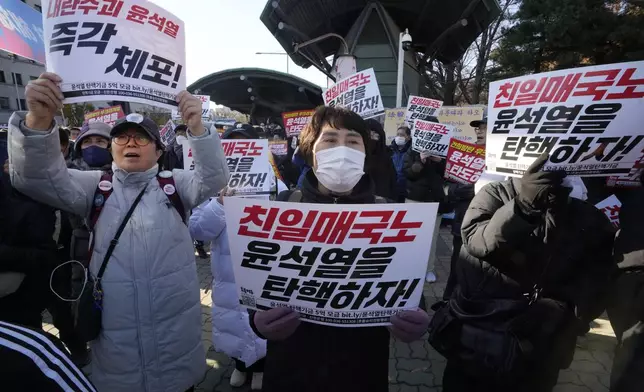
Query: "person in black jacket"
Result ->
[[389, 125, 412, 202], [365, 118, 398, 200], [163, 124, 187, 170], [0, 132, 58, 329], [607, 174, 644, 392], [403, 116, 448, 283], [441, 154, 616, 392], [248, 106, 431, 392]]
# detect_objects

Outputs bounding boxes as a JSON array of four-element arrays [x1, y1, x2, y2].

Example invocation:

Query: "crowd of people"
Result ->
[[0, 71, 641, 392]]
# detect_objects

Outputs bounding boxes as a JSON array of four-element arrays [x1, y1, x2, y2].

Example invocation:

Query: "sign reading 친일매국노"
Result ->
[[43, 0, 186, 110], [486, 61, 644, 177], [405, 96, 443, 126], [444, 140, 486, 184], [411, 120, 455, 157], [224, 198, 438, 327], [281, 110, 314, 138], [323, 68, 384, 119]]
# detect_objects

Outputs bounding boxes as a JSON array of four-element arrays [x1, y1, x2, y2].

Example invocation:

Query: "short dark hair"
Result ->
[[59, 127, 70, 146], [298, 105, 371, 167], [174, 124, 188, 134], [398, 126, 411, 137]]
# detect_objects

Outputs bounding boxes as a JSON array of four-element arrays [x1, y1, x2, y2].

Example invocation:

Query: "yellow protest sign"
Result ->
[[437, 106, 485, 143]]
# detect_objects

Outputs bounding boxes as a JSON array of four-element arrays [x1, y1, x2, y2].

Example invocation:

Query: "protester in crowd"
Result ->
[[0, 320, 97, 392], [442, 115, 486, 300], [403, 116, 448, 283], [69, 126, 80, 142], [189, 126, 288, 390], [608, 173, 644, 392], [67, 122, 113, 171], [8, 72, 230, 392], [59, 127, 72, 161], [389, 125, 412, 202], [0, 131, 58, 329], [249, 106, 431, 392], [437, 153, 616, 391], [365, 118, 398, 200], [291, 145, 310, 188], [163, 124, 188, 170]]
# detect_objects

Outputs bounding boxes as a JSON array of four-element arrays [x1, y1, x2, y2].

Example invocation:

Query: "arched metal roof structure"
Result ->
[[261, 0, 502, 76], [187, 68, 323, 121]]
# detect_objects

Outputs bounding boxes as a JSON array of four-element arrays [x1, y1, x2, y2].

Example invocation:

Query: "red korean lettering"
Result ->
[[164, 21, 180, 38], [572, 69, 620, 101], [126, 5, 149, 24], [238, 206, 278, 238], [606, 68, 644, 100], [148, 13, 167, 31], [349, 211, 393, 244], [97, 0, 124, 17], [309, 211, 358, 245], [494, 81, 519, 108], [273, 210, 319, 242], [382, 211, 422, 243]]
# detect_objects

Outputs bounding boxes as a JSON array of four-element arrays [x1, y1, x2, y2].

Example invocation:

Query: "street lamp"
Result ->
[[256, 52, 290, 74], [396, 29, 412, 108]]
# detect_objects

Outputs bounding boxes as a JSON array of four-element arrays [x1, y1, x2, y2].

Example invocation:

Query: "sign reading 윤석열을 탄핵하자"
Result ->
[[224, 198, 438, 327], [486, 61, 644, 177], [43, 0, 186, 110], [323, 68, 385, 119]]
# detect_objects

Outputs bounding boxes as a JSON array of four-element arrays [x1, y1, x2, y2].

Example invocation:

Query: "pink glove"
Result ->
[[389, 309, 431, 342], [254, 308, 301, 341]]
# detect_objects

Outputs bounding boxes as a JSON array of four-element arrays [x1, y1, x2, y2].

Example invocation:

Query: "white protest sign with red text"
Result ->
[[224, 198, 438, 327], [183, 139, 271, 196], [83, 105, 124, 127], [486, 61, 644, 177], [159, 119, 176, 146], [281, 110, 314, 137], [444, 140, 486, 184], [411, 120, 455, 157], [406, 96, 443, 126], [595, 195, 622, 228], [43, 0, 186, 110], [323, 68, 384, 119]]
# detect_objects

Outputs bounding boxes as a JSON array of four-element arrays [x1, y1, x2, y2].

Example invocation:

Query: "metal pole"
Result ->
[[13, 74, 22, 111], [286, 56, 290, 74], [396, 31, 406, 108]]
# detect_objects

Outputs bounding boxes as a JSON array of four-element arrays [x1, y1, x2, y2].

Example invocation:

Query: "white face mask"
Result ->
[[314, 146, 365, 194], [395, 136, 407, 146], [175, 135, 187, 146]]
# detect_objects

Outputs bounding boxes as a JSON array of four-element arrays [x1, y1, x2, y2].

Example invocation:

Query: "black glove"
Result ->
[[516, 153, 566, 217]]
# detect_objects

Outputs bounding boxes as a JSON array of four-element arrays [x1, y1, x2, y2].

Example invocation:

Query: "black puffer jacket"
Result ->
[[0, 172, 58, 327], [459, 178, 617, 325], [251, 170, 390, 392], [403, 149, 448, 211]]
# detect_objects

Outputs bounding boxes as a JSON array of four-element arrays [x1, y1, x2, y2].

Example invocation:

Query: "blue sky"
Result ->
[[149, 0, 329, 91]]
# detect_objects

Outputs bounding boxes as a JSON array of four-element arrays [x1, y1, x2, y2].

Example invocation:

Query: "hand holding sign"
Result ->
[[25, 72, 64, 131], [389, 309, 431, 342], [254, 307, 301, 341], [176, 91, 205, 136], [516, 153, 566, 217]]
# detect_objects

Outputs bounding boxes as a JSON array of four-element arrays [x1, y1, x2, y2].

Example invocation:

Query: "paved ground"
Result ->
[[43, 226, 617, 392]]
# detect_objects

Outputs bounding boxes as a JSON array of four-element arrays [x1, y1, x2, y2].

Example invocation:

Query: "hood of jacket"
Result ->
[[300, 170, 376, 204]]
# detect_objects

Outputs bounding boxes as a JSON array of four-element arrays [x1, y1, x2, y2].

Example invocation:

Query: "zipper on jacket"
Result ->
[[333, 197, 338, 204]]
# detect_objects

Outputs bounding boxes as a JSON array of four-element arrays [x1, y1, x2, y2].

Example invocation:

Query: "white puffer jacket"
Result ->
[[8, 112, 230, 392]]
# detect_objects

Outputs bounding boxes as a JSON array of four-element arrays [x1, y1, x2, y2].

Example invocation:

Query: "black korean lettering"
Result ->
[[515, 107, 547, 134], [523, 136, 559, 158], [226, 157, 239, 172], [364, 279, 421, 308], [537, 105, 583, 134], [501, 136, 528, 161], [430, 133, 442, 143], [50, 22, 78, 55], [241, 240, 280, 271], [343, 90, 355, 105], [278, 246, 322, 277], [597, 135, 644, 162], [313, 248, 360, 279], [571, 103, 622, 134], [237, 157, 253, 173], [329, 282, 373, 310], [76, 22, 117, 55], [261, 275, 300, 302], [229, 173, 243, 187], [492, 109, 518, 134], [141, 55, 177, 87], [244, 173, 267, 188], [350, 247, 396, 279], [354, 86, 366, 101], [550, 137, 594, 164], [296, 280, 338, 308], [105, 46, 149, 79]]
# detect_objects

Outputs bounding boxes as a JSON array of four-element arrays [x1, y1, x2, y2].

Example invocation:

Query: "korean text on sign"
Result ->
[[269, 140, 288, 156], [159, 119, 176, 146], [323, 68, 385, 119], [173, 94, 210, 119], [281, 110, 314, 138], [83, 105, 124, 127], [486, 61, 644, 177], [183, 139, 272, 197], [595, 195, 622, 228], [411, 120, 455, 157], [437, 105, 485, 143], [406, 96, 443, 126], [384, 108, 406, 144], [43, 0, 186, 110], [224, 198, 439, 327], [444, 140, 486, 184]]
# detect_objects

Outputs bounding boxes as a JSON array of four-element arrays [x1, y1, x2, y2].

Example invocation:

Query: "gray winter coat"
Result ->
[[7, 112, 230, 392]]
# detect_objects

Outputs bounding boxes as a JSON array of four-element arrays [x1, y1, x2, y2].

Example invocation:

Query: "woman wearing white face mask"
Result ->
[[248, 106, 431, 392]]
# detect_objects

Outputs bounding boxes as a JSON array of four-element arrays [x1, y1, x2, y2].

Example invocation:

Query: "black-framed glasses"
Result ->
[[112, 134, 151, 146]]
